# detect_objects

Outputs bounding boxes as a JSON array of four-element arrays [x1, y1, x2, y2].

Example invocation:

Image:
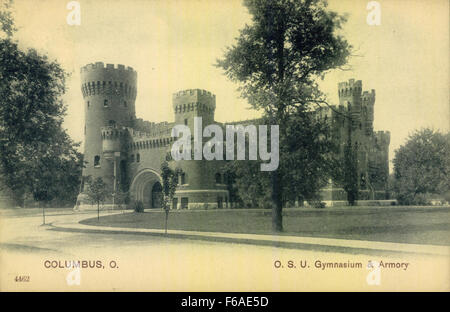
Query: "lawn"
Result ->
[[80, 206, 450, 246]]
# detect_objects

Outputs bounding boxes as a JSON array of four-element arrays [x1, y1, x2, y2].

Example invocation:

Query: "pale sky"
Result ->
[[10, 0, 450, 172]]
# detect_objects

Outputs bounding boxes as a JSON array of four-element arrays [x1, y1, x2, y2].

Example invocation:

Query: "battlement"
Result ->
[[338, 79, 363, 100], [129, 136, 174, 151], [362, 89, 376, 102], [172, 88, 216, 115], [80, 62, 137, 97], [80, 62, 136, 75], [338, 78, 362, 89], [80, 62, 137, 100], [100, 126, 129, 140], [133, 119, 172, 137], [374, 131, 391, 146], [173, 89, 216, 99]]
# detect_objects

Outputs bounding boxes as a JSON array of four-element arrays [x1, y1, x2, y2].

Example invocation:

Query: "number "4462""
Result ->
[[15, 275, 30, 282]]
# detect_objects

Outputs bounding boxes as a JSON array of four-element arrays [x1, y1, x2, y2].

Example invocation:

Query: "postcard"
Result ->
[[0, 0, 448, 293]]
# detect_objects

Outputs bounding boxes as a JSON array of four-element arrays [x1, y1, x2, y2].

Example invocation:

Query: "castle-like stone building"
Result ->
[[75, 63, 390, 210], [317, 79, 390, 204], [76, 62, 228, 210]]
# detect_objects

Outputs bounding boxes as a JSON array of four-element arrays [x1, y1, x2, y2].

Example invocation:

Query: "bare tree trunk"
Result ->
[[271, 170, 283, 232], [165, 210, 168, 235], [97, 202, 100, 221], [41, 202, 45, 225]]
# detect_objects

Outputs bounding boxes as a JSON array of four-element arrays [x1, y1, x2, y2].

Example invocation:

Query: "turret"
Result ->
[[101, 126, 128, 159], [172, 89, 216, 131], [338, 79, 362, 108], [362, 89, 375, 135], [338, 79, 362, 130], [80, 62, 137, 188]]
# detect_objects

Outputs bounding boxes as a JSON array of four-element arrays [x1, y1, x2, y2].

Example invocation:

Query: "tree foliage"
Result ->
[[85, 177, 109, 219], [0, 0, 15, 38], [161, 161, 180, 206], [161, 160, 180, 234], [0, 4, 83, 206], [393, 129, 450, 205], [225, 112, 338, 208], [342, 140, 358, 205], [217, 0, 350, 231]]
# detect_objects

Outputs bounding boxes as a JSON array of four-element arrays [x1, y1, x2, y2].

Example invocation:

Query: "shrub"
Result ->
[[307, 199, 326, 208], [132, 200, 144, 212]]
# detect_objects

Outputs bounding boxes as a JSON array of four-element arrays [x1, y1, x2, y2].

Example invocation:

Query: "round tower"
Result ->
[[172, 89, 216, 131], [78, 62, 137, 202], [362, 89, 375, 135], [171, 89, 228, 209]]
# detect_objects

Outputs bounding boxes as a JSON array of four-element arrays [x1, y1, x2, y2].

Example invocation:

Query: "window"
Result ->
[[87, 101, 90, 108], [136, 153, 140, 163], [109, 120, 116, 126], [172, 198, 178, 210], [94, 155, 100, 167], [215, 173, 222, 184], [181, 197, 189, 209], [180, 172, 186, 185], [104, 99, 108, 107], [184, 118, 188, 126]]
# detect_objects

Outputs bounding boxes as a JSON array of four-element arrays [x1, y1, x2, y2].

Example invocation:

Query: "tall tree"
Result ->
[[0, 2, 83, 207], [225, 111, 337, 209], [217, 0, 350, 231], [393, 129, 450, 205]]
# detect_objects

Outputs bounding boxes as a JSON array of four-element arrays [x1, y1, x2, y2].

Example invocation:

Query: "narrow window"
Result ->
[[136, 153, 140, 163], [94, 155, 100, 167], [180, 172, 186, 185], [109, 120, 116, 126], [87, 101, 90, 108], [181, 197, 188, 209], [184, 118, 188, 126], [131, 154, 135, 163], [215, 173, 222, 184], [104, 99, 108, 107]]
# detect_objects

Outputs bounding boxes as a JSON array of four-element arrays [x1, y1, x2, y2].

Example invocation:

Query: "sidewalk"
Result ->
[[47, 211, 450, 257]]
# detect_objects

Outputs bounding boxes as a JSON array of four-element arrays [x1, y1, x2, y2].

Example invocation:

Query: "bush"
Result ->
[[131, 200, 144, 212], [397, 193, 432, 205], [307, 199, 326, 208]]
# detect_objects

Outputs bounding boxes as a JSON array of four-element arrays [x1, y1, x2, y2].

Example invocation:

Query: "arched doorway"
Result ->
[[129, 168, 163, 209], [151, 182, 163, 208]]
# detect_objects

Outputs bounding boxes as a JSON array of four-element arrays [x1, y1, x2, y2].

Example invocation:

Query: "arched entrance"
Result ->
[[130, 168, 163, 209], [151, 182, 163, 208]]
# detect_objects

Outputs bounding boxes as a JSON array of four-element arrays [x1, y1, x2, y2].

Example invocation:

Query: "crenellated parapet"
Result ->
[[374, 131, 391, 148], [80, 62, 136, 74], [80, 62, 137, 100], [101, 126, 129, 156], [101, 126, 129, 140], [129, 135, 174, 151], [133, 119, 173, 137], [172, 89, 216, 114], [362, 89, 376, 103], [338, 79, 362, 97]]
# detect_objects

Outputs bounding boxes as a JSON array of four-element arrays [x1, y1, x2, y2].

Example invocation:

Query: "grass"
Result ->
[[80, 206, 450, 246]]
